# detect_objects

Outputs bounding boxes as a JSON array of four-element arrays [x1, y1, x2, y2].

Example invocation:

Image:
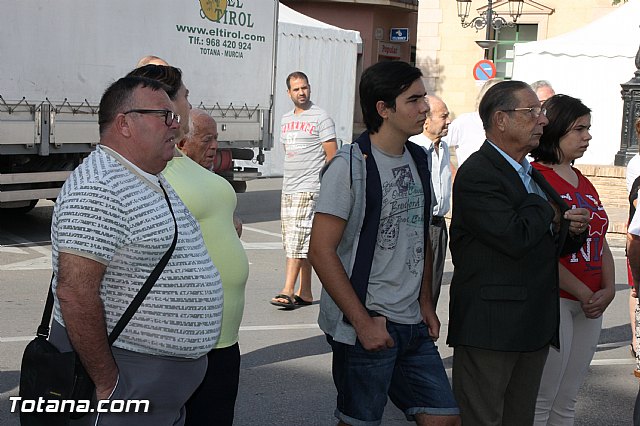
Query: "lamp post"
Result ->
[[614, 43, 640, 166], [457, 0, 524, 58]]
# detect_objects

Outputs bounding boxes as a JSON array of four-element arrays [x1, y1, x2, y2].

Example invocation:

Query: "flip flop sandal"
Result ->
[[293, 295, 312, 306], [270, 294, 296, 310]]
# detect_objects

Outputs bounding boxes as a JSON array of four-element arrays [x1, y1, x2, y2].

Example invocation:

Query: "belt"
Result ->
[[431, 215, 445, 225]]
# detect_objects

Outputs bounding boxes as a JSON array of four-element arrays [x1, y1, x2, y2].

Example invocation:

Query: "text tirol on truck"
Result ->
[[0, 0, 279, 213]]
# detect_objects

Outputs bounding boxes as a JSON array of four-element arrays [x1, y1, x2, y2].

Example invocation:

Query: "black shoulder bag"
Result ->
[[19, 184, 178, 425]]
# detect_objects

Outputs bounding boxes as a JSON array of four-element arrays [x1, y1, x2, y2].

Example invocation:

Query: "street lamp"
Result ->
[[456, 0, 524, 31], [614, 43, 640, 166], [457, 0, 524, 58]]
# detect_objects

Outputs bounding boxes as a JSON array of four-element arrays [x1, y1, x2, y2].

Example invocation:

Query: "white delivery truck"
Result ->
[[0, 0, 278, 213]]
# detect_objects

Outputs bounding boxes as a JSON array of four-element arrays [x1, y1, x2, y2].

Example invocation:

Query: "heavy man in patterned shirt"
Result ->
[[50, 76, 223, 425], [271, 71, 337, 309]]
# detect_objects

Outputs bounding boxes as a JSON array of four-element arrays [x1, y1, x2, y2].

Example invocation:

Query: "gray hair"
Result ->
[[530, 80, 553, 92], [185, 109, 215, 139]]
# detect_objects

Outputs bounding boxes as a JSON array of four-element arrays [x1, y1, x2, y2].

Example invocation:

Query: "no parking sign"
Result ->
[[473, 60, 496, 80]]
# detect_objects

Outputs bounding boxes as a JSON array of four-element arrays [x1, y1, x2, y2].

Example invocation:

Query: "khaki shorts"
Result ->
[[281, 192, 317, 258]]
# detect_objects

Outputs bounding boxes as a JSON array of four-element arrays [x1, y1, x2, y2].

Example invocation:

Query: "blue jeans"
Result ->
[[327, 320, 459, 426]]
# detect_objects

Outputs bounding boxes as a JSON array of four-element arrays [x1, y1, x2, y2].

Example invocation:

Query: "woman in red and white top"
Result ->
[[530, 94, 615, 425]]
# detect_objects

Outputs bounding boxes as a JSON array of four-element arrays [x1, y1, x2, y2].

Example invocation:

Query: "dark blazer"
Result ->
[[447, 141, 584, 352]]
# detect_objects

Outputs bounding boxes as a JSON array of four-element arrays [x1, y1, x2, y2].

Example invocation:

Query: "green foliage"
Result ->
[[612, 0, 628, 4]]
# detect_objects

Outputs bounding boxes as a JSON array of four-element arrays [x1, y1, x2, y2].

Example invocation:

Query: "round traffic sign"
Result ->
[[473, 60, 496, 80]]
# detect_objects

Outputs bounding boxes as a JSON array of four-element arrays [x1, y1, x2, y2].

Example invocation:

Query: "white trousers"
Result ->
[[534, 298, 602, 426]]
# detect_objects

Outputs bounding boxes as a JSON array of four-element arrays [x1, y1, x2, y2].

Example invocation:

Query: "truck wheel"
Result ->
[[0, 200, 38, 215], [231, 181, 247, 193]]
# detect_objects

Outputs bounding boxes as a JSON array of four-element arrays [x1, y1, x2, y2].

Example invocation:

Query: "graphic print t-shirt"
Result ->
[[281, 103, 336, 194], [366, 144, 425, 324], [316, 144, 426, 324], [533, 163, 608, 300]]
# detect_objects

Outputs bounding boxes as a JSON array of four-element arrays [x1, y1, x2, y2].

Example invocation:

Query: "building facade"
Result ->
[[281, 0, 419, 132], [280, 1, 630, 140], [417, 0, 622, 117]]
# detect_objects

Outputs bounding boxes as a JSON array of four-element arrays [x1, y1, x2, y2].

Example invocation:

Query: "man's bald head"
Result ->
[[136, 55, 169, 67], [424, 95, 451, 143], [187, 109, 214, 135], [179, 109, 219, 170]]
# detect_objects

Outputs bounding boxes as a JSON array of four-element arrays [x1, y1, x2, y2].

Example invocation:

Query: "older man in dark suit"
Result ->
[[447, 80, 590, 425]]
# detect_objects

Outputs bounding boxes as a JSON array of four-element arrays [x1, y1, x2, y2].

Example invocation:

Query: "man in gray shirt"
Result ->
[[309, 61, 460, 426], [271, 71, 337, 309]]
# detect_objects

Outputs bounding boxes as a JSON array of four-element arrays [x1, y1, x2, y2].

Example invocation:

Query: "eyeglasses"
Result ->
[[123, 109, 181, 127], [501, 107, 547, 118]]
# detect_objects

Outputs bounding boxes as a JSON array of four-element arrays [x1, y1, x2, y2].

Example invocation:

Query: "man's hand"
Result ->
[[355, 316, 395, 351], [310, 213, 393, 352], [95, 375, 119, 401], [423, 307, 441, 340], [233, 214, 243, 237], [564, 207, 590, 236], [419, 297, 440, 340]]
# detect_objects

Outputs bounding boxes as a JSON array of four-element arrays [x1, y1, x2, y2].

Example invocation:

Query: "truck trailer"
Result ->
[[0, 0, 278, 212]]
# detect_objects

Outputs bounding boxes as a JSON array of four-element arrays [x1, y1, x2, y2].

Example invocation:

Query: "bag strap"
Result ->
[[108, 183, 177, 344], [37, 182, 178, 345], [37, 275, 56, 338]]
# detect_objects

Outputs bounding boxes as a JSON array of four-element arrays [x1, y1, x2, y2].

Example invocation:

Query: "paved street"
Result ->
[[1, 177, 638, 425]]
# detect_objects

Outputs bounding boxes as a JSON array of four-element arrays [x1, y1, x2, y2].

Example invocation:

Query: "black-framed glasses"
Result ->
[[501, 107, 547, 118], [123, 109, 181, 127]]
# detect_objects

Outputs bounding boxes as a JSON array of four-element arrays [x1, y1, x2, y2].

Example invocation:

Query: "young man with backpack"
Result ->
[[309, 61, 460, 426]]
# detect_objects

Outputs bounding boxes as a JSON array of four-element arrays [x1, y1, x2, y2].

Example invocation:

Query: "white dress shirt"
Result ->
[[627, 153, 640, 194], [444, 112, 485, 167], [409, 133, 451, 217]]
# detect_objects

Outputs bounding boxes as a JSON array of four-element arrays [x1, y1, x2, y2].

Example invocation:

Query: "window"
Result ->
[[492, 24, 537, 79]]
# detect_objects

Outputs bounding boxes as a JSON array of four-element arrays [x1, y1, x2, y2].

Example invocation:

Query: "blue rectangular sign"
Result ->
[[390, 28, 409, 42]]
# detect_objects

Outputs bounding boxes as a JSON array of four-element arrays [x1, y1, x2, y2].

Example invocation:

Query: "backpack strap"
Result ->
[[348, 136, 432, 308], [349, 132, 382, 306]]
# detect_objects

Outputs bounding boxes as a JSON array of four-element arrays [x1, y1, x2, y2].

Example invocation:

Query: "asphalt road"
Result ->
[[0, 177, 638, 425]]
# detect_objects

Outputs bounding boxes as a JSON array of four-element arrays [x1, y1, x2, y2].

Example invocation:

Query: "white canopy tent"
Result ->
[[512, 0, 640, 165], [240, 3, 361, 177]]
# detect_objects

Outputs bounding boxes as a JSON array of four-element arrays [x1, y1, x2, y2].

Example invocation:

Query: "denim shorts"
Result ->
[[327, 320, 459, 426]]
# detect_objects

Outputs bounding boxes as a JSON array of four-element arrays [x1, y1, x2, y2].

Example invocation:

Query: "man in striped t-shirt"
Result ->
[[271, 71, 337, 310], [50, 76, 223, 425]]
